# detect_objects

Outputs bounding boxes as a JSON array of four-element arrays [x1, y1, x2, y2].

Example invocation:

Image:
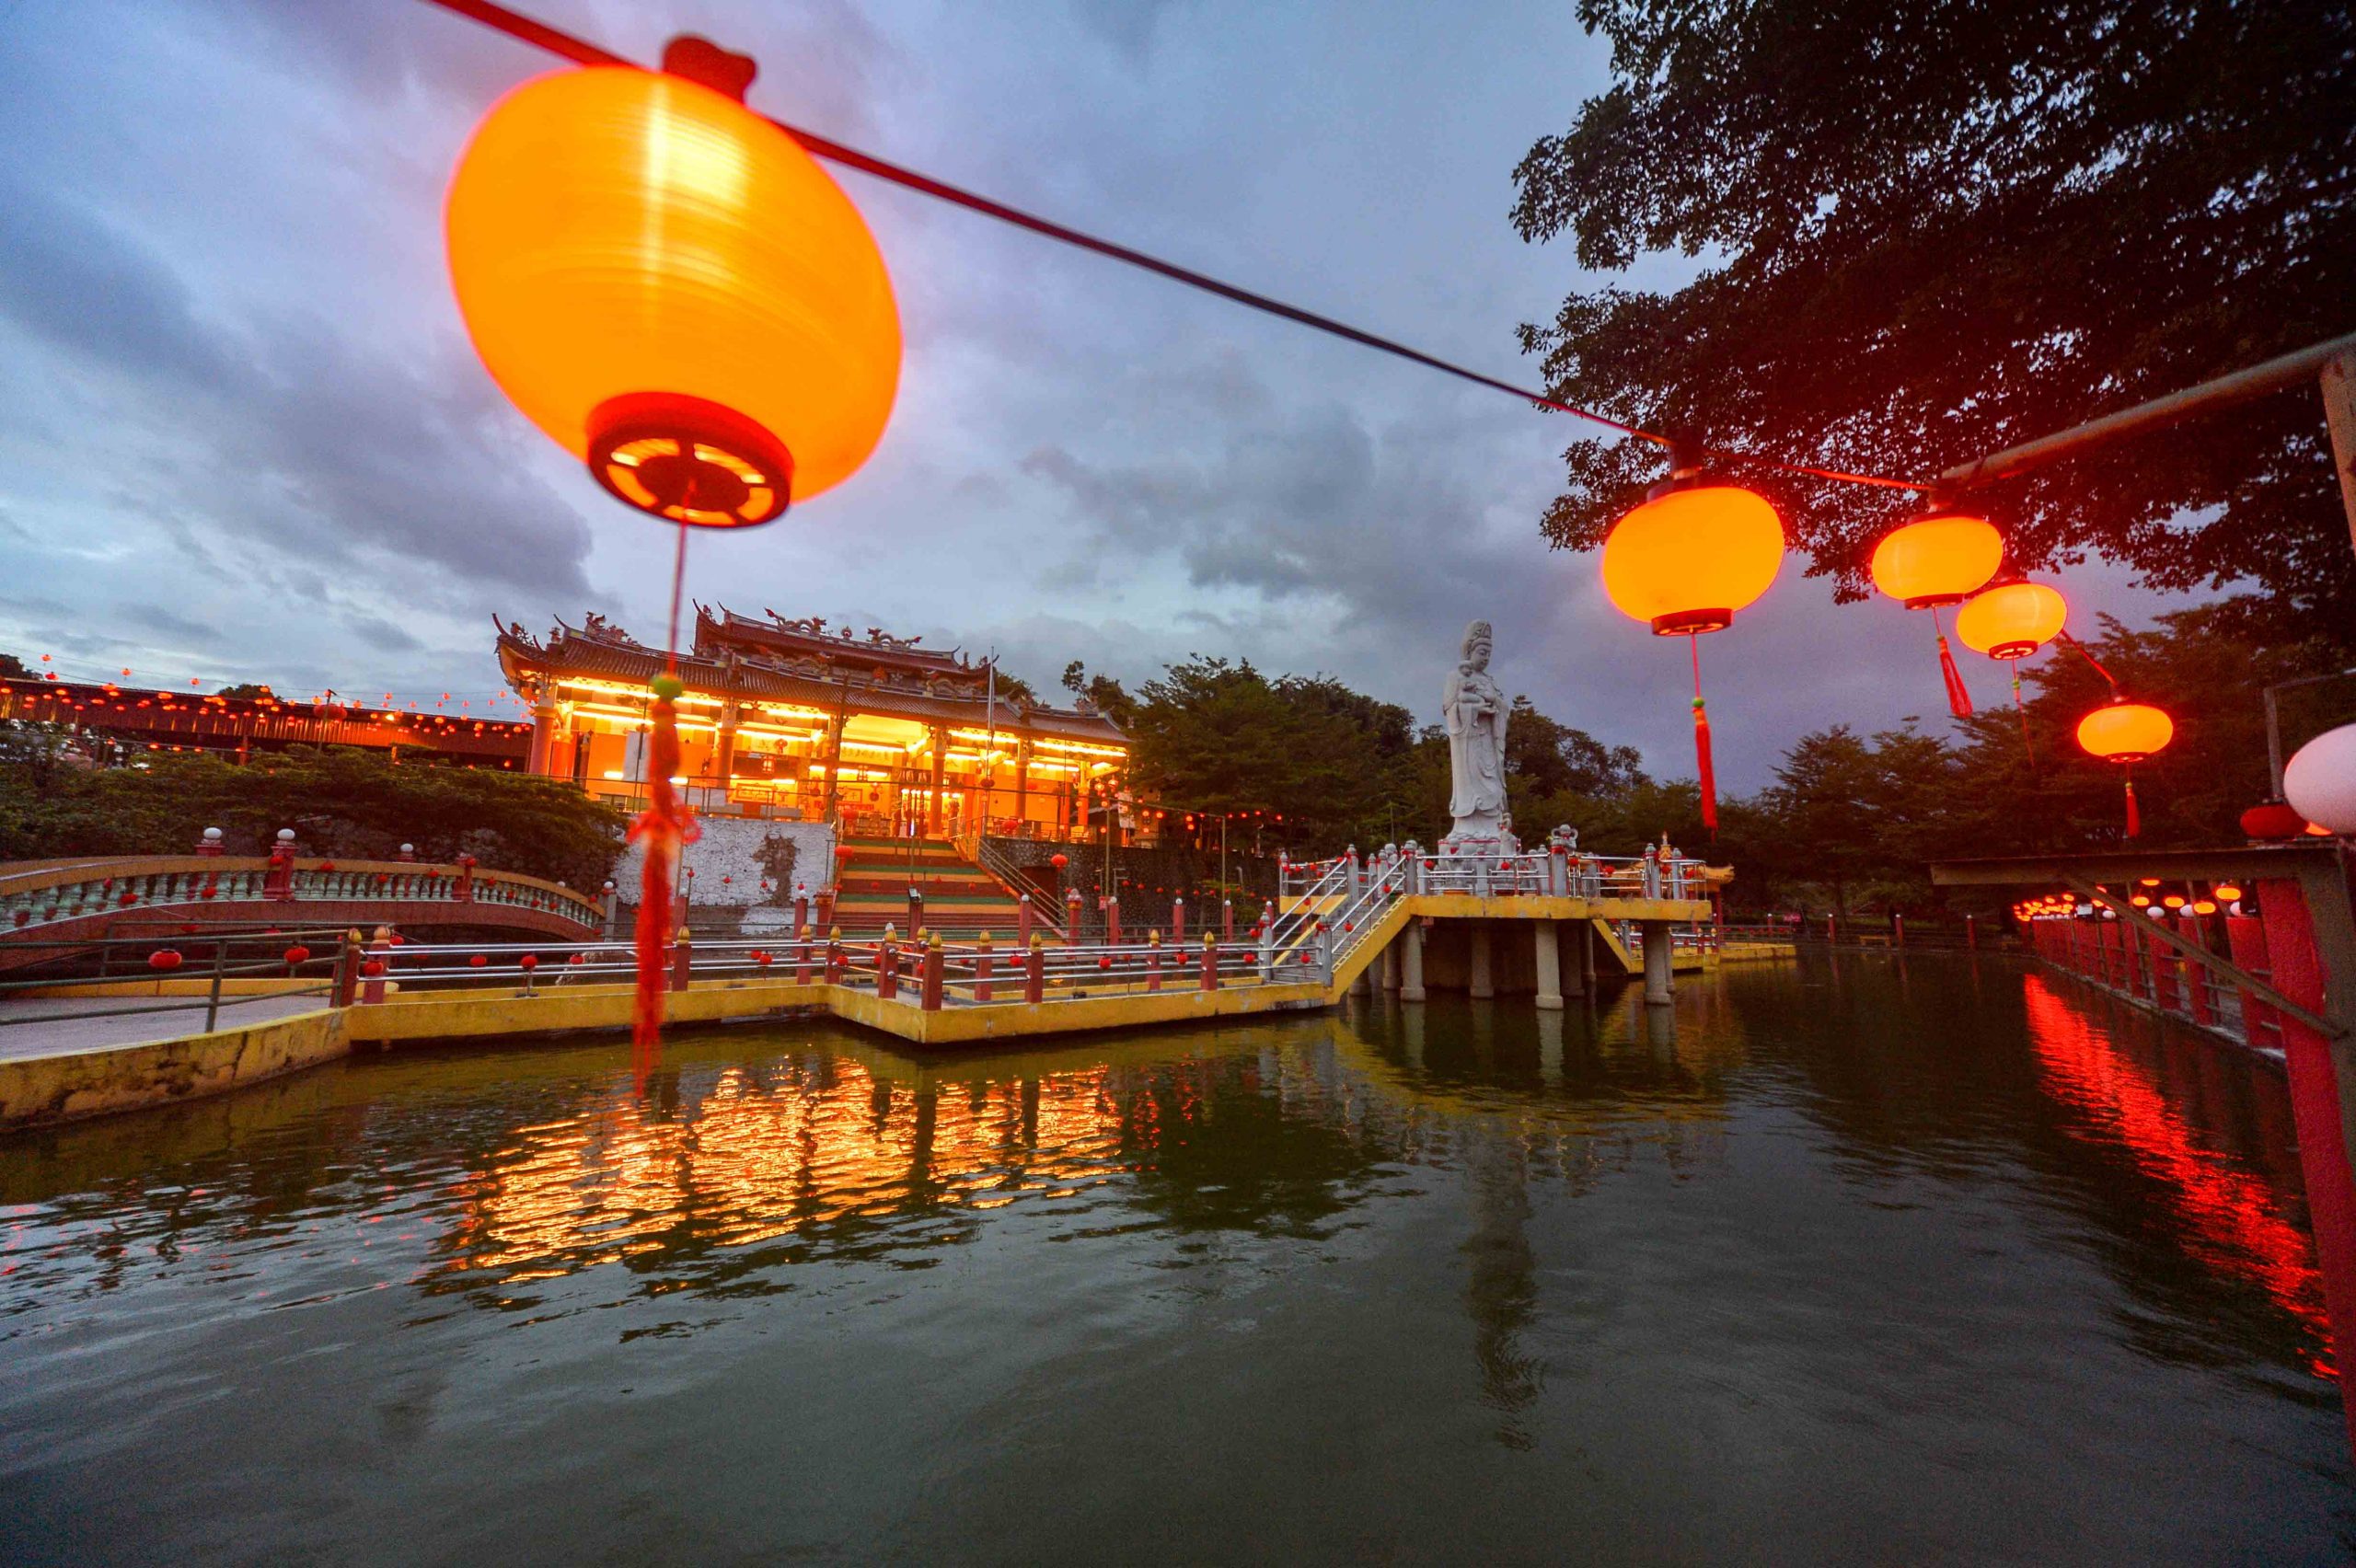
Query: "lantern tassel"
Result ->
[[2012, 663, 2034, 764], [2123, 774, 2141, 839], [1933, 609, 1971, 719], [1690, 635, 1718, 838], [629, 522, 700, 1086]]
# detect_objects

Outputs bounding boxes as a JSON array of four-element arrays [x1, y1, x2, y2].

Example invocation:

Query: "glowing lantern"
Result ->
[[1957, 579, 2067, 662], [2213, 883, 2244, 902], [1601, 465, 1784, 835], [2077, 699, 2173, 838], [445, 60, 900, 528], [2192, 901, 2217, 916], [1602, 482, 1784, 635], [2284, 723, 2356, 836], [1870, 511, 2002, 608]]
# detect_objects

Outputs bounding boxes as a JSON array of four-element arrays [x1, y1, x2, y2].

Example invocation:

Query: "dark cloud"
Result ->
[[117, 605, 225, 646], [341, 613, 425, 652]]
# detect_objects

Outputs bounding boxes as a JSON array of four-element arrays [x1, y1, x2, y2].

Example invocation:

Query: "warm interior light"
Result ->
[[2192, 900, 2218, 915], [1601, 483, 1784, 634], [446, 66, 901, 527], [1956, 579, 2067, 660], [2077, 700, 2174, 764], [1868, 512, 2003, 609], [2212, 883, 2243, 902]]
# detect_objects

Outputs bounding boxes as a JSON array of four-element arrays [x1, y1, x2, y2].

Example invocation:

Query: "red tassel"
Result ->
[[1936, 632, 1972, 719], [2123, 775, 2140, 839], [629, 683, 699, 1080], [1693, 695, 1718, 836]]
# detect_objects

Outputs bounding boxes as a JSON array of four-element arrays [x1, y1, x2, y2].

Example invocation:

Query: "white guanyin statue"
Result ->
[[1441, 618, 1516, 852]]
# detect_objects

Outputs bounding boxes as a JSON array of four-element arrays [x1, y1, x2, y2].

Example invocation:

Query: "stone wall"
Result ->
[[0, 1008, 352, 1131], [612, 816, 834, 937]]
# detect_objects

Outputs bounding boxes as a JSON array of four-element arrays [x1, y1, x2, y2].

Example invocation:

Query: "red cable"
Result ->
[[410, 0, 1932, 492]]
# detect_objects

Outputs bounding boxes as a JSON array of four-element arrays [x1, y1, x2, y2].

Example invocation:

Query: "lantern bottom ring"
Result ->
[[1987, 640, 2041, 660], [1649, 608, 1731, 637], [2102, 753, 2153, 767], [1901, 593, 1971, 610], [586, 392, 795, 530]]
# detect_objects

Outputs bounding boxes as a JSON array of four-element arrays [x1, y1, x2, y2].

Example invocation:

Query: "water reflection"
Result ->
[[2, 962, 2348, 1563]]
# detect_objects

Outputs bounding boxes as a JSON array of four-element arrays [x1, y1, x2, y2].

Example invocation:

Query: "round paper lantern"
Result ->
[[446, 65, 901, 527], [1957, 580, 2067, 660], [2239, 801, 2307, 840], [1601, 484, 1784, 634], [2284, 723, 2356, 836], [1869, 512, 2003, 608], [148, 949, 183, 972], [2076, 701, 2173, 765], [283, 945, 311, 966]]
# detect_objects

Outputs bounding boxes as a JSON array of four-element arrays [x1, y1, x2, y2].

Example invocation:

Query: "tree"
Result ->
[[0, 652, 29, 679], [1511, 0, 2356, 645], [215, 683, 276, 699]]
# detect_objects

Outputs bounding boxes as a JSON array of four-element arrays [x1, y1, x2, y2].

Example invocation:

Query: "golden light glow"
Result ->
[[1601, 484, 1784, 634], [1869, 513, 2004, 608]]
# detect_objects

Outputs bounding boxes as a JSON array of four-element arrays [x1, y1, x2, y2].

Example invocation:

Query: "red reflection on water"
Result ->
[[2022, 974, 2329, 1376]]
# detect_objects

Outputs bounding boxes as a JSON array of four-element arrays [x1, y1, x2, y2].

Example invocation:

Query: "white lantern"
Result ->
[[2284, 722, 2356, 836]]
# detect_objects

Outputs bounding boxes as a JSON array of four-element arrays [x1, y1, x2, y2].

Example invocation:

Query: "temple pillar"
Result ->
[[1641, 920, 1674, 1006], [1014, 736, 1031, 832], [1534, 921, 1564, 1009], [526, 696, 560, 775], [822, 714, 845, 817], [1469, 923, 1495, 999], [1401, 919, 1426, 1002], [714, 701, 740, 797], [927, 725, 947, 835]]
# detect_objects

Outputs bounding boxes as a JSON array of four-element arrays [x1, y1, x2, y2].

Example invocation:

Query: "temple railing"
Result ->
[[0, 856, 605, 937]]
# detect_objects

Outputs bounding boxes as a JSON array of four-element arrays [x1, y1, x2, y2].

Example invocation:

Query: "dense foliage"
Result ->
[[1510, 0, 2356, 645], [1107, 606, 2353, 916], [0, 744, 627, 892]]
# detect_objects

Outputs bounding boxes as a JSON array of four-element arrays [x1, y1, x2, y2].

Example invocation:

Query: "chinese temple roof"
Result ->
[[495, 612, 1127, 744]]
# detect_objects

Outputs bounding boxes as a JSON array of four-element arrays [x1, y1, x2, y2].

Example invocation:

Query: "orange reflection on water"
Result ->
[[434, 1056, 1137, 1295], [2021, 974, 2329, 1375]]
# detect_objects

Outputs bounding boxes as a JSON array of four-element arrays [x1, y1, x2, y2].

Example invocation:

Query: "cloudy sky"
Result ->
[[0, 0, 2189, 787]]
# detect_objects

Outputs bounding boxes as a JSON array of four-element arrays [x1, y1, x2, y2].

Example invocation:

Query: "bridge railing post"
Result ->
[[976, 933, 994, 1002], [1257, 920, 1274, 982], [796, 926, 814, 986], [922, 933, 944, 1011], [1201, 934, 1218, 992], [1148, 930, 1163, 993], [826, 928, 845, 986], [879, 928, 899, 1001], [671, 925, 693, 992], [332, 928, 363, 1008], [1025, 936, 1045, 1004]]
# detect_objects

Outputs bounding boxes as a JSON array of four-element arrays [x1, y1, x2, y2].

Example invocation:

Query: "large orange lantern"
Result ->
[[1957, 578, 2067, 661], [1869, 508, 2004, 720], [2077, 698, 2174, 838], [1601, 467, 1785, 835], [1601, 483, 1784, 634], [446, 62, 901, 529]]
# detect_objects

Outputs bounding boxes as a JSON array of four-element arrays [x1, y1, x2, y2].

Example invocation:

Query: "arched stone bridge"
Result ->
[[0, 854, 606, 973]]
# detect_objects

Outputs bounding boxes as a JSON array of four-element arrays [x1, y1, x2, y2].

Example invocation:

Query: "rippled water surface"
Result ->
[[4, 954, 2349, 1562]]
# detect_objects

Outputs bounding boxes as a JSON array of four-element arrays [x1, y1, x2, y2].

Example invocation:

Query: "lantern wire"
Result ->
[[411, 0, 1931, 495]]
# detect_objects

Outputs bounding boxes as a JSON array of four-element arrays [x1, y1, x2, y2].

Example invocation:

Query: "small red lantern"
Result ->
[[519, 955, 539, 972], [469, 954, 490, 968], [2241, 801, 2309, 841], [148, 949, 183, 972], [755, 950, 773, 967], [361, 959, 387, 977], [1098, 955, 1113, 970], [283, 946, 311, 966], [1051, 853, 1068, 870]]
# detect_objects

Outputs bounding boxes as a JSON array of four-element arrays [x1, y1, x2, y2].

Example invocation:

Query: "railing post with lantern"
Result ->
[[879, 928, 898, 1001], [1201, 933, 1218, 991], [1025, 936, 1045, 1003]]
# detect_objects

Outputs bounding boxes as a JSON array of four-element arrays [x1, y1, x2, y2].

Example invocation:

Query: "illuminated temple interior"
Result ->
[[497, 606, 1128, 838]]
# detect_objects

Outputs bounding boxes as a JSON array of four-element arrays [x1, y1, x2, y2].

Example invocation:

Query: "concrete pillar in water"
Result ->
[[1537, 1006, 1564, 1088], [1533, 920, 1564, 1010], [1577, 920, 1597, 996], [1470, 922, 1496, 999], [1401, 919, 1426, 1002], [1381, 932, 1403, 991], [1641, 920, 1673, 1006]]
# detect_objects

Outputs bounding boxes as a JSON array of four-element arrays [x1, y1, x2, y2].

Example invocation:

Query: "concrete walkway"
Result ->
[[0, 993, 326, 1061]]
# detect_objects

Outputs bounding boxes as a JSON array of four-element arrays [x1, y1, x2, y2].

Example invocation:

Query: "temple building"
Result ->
[[495, 606, 1128, 838]]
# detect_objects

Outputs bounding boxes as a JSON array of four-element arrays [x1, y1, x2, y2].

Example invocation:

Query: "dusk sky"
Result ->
[[0, 0, 2192, 788]]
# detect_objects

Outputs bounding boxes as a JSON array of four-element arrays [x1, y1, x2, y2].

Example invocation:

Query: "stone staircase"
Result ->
[[829, 836, 1045, 941]]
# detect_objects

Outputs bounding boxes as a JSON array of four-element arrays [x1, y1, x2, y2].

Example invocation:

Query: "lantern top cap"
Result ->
[[661, 36, 756, 101]]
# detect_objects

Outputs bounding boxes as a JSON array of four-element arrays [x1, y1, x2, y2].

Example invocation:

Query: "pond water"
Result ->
[[3, 954, 2349, 1562]]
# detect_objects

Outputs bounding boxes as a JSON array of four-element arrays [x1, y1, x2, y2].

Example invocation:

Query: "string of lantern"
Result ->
[[408, 0, 2352, 1049]]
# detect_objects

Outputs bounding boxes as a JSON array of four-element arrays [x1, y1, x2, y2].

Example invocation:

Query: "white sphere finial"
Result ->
[[276, 828, 295, 842], [399, 842, 414, 855], [202, 826, 223, 842], [2285, 723, 2356, 836]]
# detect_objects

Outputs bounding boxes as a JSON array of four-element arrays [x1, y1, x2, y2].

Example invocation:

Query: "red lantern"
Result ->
[[283, 946, 311, 966], [1051, 854, 1068, 870], [519, 955, 539, 972], [2241, 801, 2309, 840], [2076, 699, 2174, 838], [1869, 508, 2003, 718], [148, 949, 183, 972], [469, 954, 490, 967]]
